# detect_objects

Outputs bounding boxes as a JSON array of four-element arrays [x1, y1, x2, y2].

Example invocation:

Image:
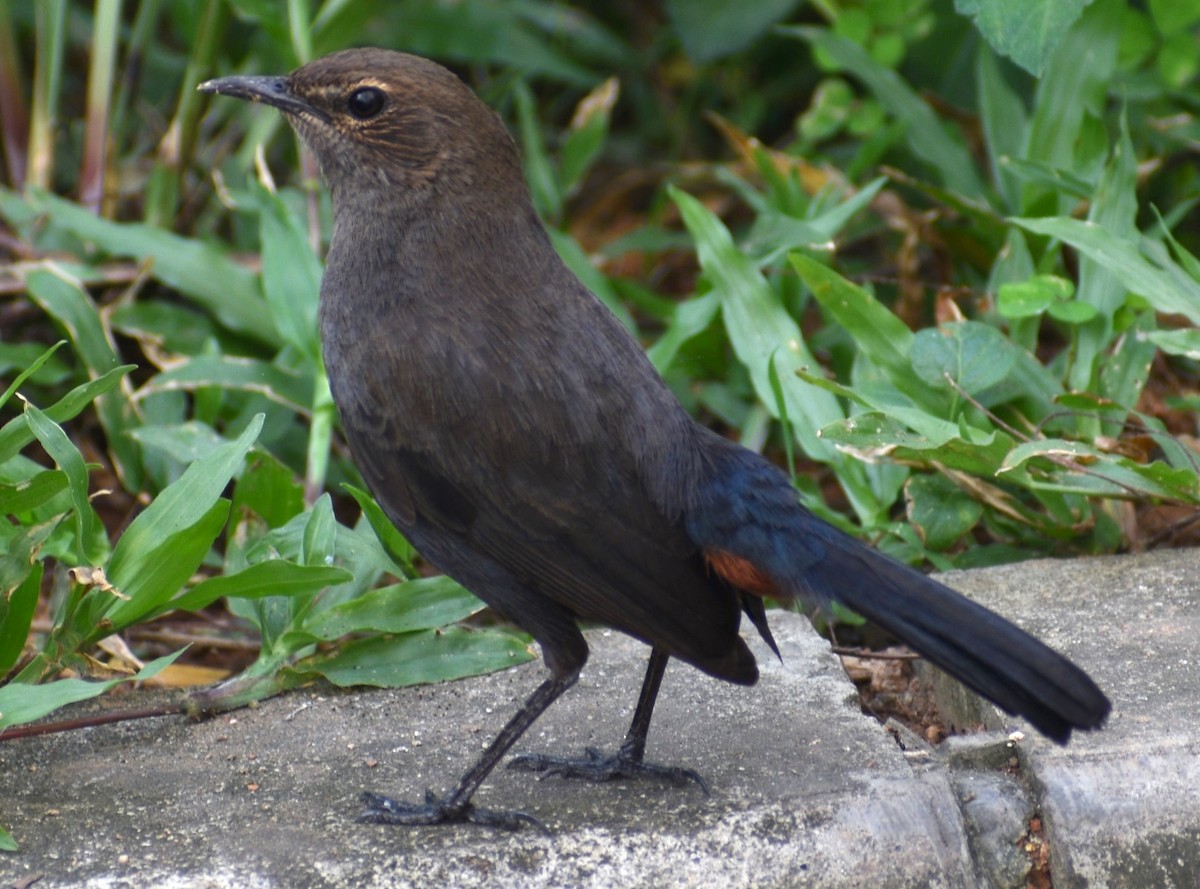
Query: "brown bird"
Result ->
[[199, 49, 1109, 831]]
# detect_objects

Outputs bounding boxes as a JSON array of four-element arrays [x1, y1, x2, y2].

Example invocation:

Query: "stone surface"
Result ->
[[948, 549, 1200, 889], [1, 548, 1197, 888]]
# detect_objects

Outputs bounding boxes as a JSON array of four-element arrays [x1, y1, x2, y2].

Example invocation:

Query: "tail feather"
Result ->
[[686, 440, 1111, 744], [795, 528, 1110, 743]]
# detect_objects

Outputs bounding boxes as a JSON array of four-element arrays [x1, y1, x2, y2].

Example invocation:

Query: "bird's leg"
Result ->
[[507, 648, 709, 793], [359, 669, 579, 832]]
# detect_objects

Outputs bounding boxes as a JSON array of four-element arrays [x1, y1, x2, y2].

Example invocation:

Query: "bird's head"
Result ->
[[199, 48, 522, 201]]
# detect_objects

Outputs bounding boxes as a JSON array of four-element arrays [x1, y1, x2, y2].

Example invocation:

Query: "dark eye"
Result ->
[[347, 87, 385, 119]]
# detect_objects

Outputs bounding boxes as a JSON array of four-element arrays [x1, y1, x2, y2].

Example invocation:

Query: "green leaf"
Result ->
[[353, 2, 599, 86], [1099, 321, 1152, 415], [128, 422, 229, 464], [241, 507, 391, 583], [666, 0, 800, 61], [791, 253, 950, 416], [105, 415, 264, 625], [1153, 206, 1200, 284], [989, 229, 1039, 350], [1130, 460, 1200, 501], [799, 76, 854, 143], [0, 340, 71, 387], [0, 515, 57, 599], [0, 469, 69, 515], [0, 649, 184, 731], [768, 347, 797, 487], [0, 559, 44, 675], [139, 356, 312, 416], [671, 188, 843, 462], [747, 177, 887, 262], [24, 267, 122, 382], [1145, 329, 1200, 361], [1148, 0, 1200, 33], [23, 401, 106, 565], [167, 560, 352, 614], [301, 493, 337, 567], [1069, 113, 1140, 391], [0, 824, 16, 852], [816, 408, 1015, 477], [998, 438, 1092, 472], [0, 340, 66, 411], [782, 27, 983, 196], [298, 575, 485, 642], [24, 265, 143, 485], [911, 322, 1017, 396], [977, 47, 1027, 211], [102, 500, 230, 631], [995, 440, 1197, 503], [955, 0, 1090, 76], [256, 184, 323, 360], [20, 189, 276, 346], [1024, 2, 1119, 191], [905, 473, 984, 550], [295, 626, 532, 689], [343, 483, 415, 574], [558, 77, 618, 195], [1080, 115, 1138, 313], [997, 275, 1074, 319], [1046, 300, 1099, 324], [998, 158, 1094, 201], [907, 321, 1060, 415], [645, 292, 720, 374], [110, 415, 262, 567], [109, 301, 217, 356], [1014, 217, 1200, 325], [233, 452, 306, 530], [1157, 28, 1200, 89], [0, 365, 133, 464]]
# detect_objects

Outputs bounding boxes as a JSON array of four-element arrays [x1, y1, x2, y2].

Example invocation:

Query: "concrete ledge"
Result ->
[[946, 549, 1200, 888], [1, 548, 1197, 887]]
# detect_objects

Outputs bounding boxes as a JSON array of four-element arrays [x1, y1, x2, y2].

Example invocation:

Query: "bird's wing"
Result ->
[[350, 419, 755, 682], [327, 262, 760, 681]]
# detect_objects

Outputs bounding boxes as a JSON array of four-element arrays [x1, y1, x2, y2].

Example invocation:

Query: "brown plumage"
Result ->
[[199, 49, 1109, 831]]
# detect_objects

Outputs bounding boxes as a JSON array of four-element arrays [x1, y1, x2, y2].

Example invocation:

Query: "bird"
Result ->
[[198, 48, 1110, 831]]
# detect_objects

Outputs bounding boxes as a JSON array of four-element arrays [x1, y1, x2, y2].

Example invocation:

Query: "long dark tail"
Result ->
[[686, 441, 1111, 744], [785, 522, 1109, 742]]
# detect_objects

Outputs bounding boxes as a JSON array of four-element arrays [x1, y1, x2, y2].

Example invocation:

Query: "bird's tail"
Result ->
[[686, 442, 1111, 744], [785, 521, 1109, 742]]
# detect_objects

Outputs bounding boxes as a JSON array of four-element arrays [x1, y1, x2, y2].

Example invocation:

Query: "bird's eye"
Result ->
[[347, 86, 385, 119]]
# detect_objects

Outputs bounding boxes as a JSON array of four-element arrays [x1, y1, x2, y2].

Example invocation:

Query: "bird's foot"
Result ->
[[507, 746, 709, 794], [357, 789, 549, 833]]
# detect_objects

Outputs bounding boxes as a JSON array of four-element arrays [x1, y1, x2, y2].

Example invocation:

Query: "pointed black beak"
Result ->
[[198, 74, 328, 122]]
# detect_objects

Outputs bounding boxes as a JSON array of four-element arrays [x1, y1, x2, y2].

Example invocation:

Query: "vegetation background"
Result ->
[[1, 0, 1198, 851]]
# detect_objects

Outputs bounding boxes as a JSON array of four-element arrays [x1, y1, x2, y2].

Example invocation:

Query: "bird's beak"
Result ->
[[197, 74, 327, 122]]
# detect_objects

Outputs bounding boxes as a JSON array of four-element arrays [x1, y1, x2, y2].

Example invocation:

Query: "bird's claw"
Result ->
[[507, 748, 709, 795], [357, 790, 549, 834]]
